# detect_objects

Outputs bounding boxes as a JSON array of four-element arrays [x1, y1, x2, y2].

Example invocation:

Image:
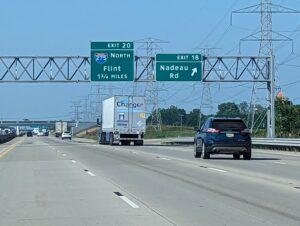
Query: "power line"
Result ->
[[281, 79, 300, 88], [279, 63, 300, 68], [196, 0, 240, 48]]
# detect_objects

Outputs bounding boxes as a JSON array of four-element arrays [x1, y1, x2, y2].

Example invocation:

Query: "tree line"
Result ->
[[147, 97, 300, 137]]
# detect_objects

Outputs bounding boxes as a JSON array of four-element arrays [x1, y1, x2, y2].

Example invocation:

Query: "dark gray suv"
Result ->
[[194, 117, 252, 160]]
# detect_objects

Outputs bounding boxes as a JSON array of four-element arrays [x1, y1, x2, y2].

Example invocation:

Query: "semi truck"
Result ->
[[55, 121, 68, 137], [98, 96, 146, 146]]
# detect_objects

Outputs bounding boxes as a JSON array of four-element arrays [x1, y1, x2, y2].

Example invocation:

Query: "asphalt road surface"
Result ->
[[0, 136, 299, 226]]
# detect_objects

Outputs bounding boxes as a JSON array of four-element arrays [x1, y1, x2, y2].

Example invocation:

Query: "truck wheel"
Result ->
[[100, 132, 105, 144], [137, 140, 143, 146], [134, 141, 143, 146], [121, 141, 130, 146], [109, 133, 114, 145]]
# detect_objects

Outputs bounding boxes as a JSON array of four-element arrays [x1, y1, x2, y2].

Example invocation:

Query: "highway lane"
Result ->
[[39, 136, 300, 226], [0, 137, 173, 226], [118, 144, 300, 186]]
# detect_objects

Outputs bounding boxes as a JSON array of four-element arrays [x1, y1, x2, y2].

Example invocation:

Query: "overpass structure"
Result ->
[[0, 120, 98, 134], [0, 120, 76, 128]]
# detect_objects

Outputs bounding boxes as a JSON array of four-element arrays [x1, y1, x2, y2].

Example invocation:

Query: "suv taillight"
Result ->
[[207, 128, 220, 133]]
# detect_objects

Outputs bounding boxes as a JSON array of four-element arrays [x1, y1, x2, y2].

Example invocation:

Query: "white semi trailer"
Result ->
[[98, 96, 146, 146], [55, 121, 67, 137]]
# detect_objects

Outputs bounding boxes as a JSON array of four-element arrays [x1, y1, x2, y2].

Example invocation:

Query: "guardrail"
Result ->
[[161, 137, 300, 151], [252, 138, 300, 151], [0, 133, 16, 143]]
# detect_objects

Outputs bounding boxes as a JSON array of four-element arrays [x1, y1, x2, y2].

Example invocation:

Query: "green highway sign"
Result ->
[[90, 41, 134, 82], [156, 54, 202, 81]]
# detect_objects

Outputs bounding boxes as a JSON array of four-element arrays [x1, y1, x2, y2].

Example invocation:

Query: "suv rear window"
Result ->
[[212, 120, 247, 131]]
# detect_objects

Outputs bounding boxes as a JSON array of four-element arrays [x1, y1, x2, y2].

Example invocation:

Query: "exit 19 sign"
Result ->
[[156, 54, 202, 81]]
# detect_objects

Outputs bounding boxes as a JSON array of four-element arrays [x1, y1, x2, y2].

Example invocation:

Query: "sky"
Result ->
[[0, 0, 300, 121]]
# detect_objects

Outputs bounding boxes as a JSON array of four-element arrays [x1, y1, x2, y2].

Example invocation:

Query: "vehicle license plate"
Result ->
[[226, 133, 234, 138]]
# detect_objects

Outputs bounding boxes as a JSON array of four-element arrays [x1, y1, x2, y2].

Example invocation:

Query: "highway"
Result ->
[[0, 136, 299, 226]]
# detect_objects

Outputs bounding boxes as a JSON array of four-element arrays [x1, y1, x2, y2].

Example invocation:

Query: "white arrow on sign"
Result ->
[[191, 68, 197, 76]]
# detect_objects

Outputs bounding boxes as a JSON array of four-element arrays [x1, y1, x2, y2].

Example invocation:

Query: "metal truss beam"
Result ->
[[203, 56, 271, 82], [134, 56, 155, 82], [0, 55, 156, 82], [0, 56, 90, 82]]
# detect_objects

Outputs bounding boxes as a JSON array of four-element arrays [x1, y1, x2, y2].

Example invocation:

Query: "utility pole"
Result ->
[[135, 38, 167, 131], [232, 0, 299, 138], [180, 114, 184, 131]]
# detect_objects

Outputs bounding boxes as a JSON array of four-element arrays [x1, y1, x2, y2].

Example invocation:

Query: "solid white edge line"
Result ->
[[87, 171, 96, 177], [120, 196, 140, 209], [63, 154, 66, 156], [71, 160, 76, 163], [208, 167, 227, 173]]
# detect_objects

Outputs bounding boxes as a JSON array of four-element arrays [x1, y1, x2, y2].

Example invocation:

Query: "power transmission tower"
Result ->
[[89, 85, 112, 121], [232, 0, 299, 137], [195, 48, 219, 127], [80, 98, 89, 121], [70, 101, 82, 122], [134, 38, 167, 131]]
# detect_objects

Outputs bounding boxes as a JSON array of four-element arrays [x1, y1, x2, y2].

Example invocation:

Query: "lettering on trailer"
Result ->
[[116, 100, 144, 108]]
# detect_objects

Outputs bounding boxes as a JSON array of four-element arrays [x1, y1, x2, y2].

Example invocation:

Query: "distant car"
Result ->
[[55, 132, 61, 137], [44, 131, 49, 136], [61, 131, 72, 140], [37, 132, 44, 136], [194, 117, 251, 160], [27, 131, 33, 137]]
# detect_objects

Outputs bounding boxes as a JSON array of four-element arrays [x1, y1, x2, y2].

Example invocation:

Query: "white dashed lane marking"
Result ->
[[84, 169, 96, 177], [87, 171, 96, 176], [207, 167, 227, 173], [160, 157, 171, 160], [114, 192, 139, 209]]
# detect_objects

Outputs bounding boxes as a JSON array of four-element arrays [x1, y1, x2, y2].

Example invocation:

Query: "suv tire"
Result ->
[[201, 142, 210, 159], [194, 141, 201, 158], [243, 152, 251, 160]]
